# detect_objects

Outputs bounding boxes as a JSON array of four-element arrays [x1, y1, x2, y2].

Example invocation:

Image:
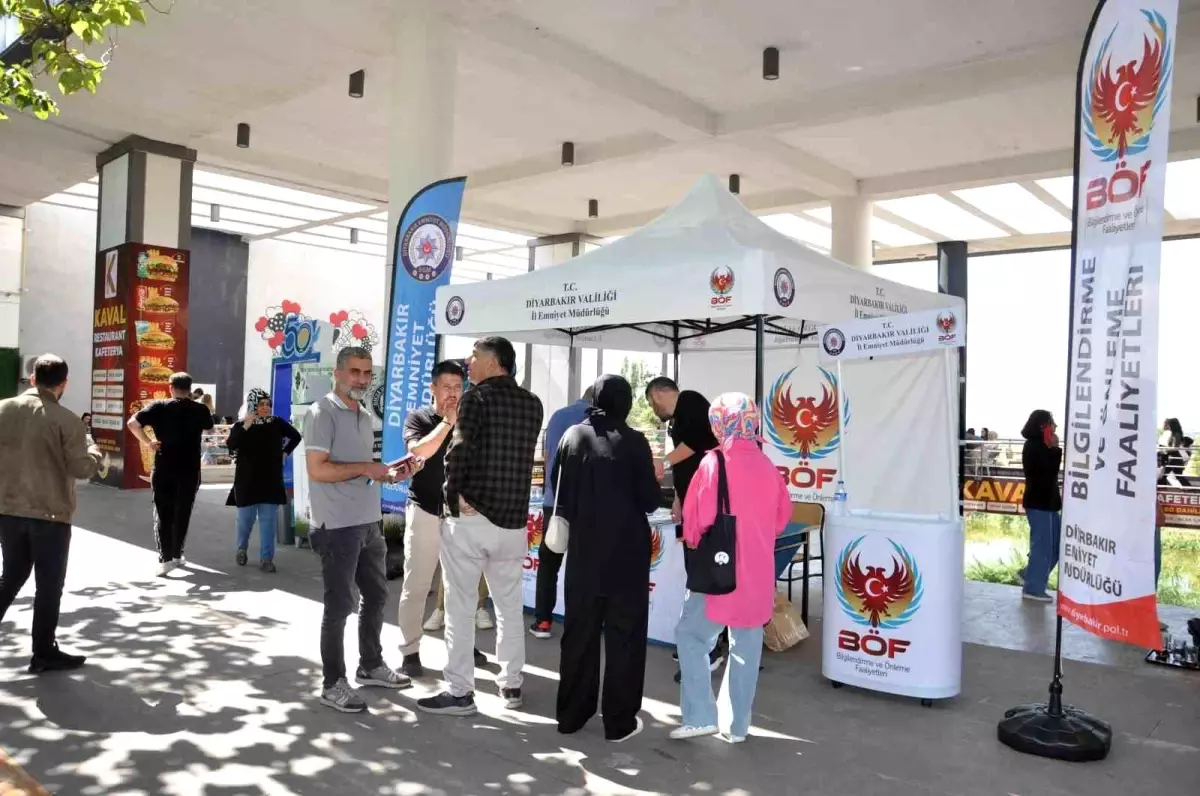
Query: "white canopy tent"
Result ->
[[434, 174, 964, 409]]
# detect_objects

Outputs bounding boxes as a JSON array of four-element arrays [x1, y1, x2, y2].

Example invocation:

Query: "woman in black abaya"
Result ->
[[553, 374, 662, 743]]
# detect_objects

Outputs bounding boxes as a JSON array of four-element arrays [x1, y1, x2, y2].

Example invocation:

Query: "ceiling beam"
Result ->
[[734, 136, 858, 197], [938, 192, 1022, 237], [873, 207, 946, 243], [581, 186, 824, 236], [862, 127, 1200, 198], [1021, 180, 1072, 218], [468, 133, 682, 193], [456, 11, 715, 141]]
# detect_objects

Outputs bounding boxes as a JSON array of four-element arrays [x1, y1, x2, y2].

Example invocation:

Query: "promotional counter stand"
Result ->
[[817, 309, 966, 704]]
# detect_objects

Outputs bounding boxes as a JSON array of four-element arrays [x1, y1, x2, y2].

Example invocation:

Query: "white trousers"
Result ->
[[441, 512, 526, 696], [397, 504, 444, 656]]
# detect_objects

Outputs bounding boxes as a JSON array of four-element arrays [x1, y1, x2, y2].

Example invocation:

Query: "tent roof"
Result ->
[[434, 175, 961, 349]]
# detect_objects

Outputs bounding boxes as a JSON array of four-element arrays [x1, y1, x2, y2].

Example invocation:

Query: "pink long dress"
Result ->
[[682, 439, 791, 628]]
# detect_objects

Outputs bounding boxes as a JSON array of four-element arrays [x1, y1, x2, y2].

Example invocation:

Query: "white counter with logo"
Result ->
[[523, 507, 687, 645], [822, 510, 964, 701]]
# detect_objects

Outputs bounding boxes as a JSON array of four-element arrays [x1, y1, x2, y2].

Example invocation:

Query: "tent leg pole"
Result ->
[[754, 315, 765, 448]]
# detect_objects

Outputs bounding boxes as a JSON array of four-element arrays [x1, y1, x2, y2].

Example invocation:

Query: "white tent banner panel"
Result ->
[[434, 175, 957, 347], [682, 346, 955, 515], [817, 308, 965, 364]]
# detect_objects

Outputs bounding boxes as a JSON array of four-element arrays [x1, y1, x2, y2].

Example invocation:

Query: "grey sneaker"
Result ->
[[260, 560, 277, 573], [356, 664, 411, 690], [320, 678, 367, 713], [501, 687, 522, 709]]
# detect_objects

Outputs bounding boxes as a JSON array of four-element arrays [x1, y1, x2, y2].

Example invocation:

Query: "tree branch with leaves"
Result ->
[[0, 0, 157, 121]]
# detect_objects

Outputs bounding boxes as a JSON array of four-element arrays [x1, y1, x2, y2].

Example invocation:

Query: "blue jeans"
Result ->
[[675, 591, 763, 738], [236, 504, 278, 562], [1025, 509, 1061, 596]]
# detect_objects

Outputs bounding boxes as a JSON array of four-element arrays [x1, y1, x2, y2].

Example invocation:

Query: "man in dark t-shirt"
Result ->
[[645, 377, 718, 518], [396, 360, 469, 678], [128, 372, 214, 576], [645, 376, 725, 675]]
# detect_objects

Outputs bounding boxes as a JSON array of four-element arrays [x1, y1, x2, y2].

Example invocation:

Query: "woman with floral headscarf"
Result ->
[[672, 392, 791, 744], [225, 388, 302, 572]]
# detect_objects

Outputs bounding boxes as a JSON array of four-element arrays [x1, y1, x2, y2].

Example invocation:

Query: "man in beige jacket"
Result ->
[[0, 354, 103, 673]]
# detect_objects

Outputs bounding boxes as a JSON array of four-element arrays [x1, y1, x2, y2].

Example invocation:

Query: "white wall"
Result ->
[[18, 203, 96, 415], [0, 215, 23, 349], [243, 239, 387, 394]]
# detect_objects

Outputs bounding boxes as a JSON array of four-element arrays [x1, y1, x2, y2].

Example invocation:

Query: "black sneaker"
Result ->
[[400, 652, 424, 679], [473, 648, 487, 667], [28, 645, 87, 674], [501, 687, 523, 709], [236, 548, 248, 566], [260, 560, 277, 573], [529, 619, 553, 639], [417, 691, 477, 716]]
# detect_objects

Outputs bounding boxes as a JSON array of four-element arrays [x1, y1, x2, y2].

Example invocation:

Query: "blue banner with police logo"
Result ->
[[381, 177, 466, 513]]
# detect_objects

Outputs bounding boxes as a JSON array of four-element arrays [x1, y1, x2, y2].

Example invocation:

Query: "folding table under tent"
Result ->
[[434, 174, 964, 517]]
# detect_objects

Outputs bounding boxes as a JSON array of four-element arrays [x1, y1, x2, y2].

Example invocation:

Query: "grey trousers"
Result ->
[[311, 522, 389, 689]]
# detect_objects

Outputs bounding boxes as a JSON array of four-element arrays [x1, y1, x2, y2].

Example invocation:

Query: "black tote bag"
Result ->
[[685, 450, 737, 595]]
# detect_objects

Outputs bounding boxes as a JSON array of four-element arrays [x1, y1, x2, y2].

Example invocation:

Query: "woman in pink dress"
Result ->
[[672, 392, 791, 744]]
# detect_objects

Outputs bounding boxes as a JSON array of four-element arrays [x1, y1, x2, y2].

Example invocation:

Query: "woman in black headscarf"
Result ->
[[553, 374, 662, 743], [226, 388, 302, 572]]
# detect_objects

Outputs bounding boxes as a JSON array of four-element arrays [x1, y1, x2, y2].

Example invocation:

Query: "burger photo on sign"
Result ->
[[137, 250, 181, 283], [137, 322, 175, 352], [139, 287, 180, 316]]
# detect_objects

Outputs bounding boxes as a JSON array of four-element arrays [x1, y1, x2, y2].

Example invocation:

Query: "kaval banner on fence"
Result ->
[[1060, 0, 1176, 649], [381, 177, 466, 513]]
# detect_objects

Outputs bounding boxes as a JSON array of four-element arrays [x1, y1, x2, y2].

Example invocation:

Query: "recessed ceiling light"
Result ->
[[846, 65, 863, 72], [763, 47, 779, 81]]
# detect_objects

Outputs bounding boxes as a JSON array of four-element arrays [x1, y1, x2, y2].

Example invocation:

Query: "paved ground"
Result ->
[[0, 484, 1197, 795]]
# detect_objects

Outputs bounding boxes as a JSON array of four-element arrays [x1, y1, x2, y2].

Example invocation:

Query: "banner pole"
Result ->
[[942, 347, 958, 516], [836, 358, 847, 486], [997, 0, 1126, 763]]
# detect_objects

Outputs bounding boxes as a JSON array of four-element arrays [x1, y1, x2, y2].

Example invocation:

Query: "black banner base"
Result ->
[[997, 703, 1112, 762]]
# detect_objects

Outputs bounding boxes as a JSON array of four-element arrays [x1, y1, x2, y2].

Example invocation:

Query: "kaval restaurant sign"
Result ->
[[1060, 0, 1176, 649]]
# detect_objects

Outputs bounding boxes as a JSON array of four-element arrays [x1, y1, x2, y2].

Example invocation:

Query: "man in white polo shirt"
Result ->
[[305, 345, 416, 712]]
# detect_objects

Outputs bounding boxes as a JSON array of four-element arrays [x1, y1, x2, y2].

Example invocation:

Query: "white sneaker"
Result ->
[[721, 733, 746, 744], [670, 724, 718, 740], [175, 556, 187, 568], [475, 607, 495, 630], [423, 609, 445, 632], [156, 560, 177, 577]]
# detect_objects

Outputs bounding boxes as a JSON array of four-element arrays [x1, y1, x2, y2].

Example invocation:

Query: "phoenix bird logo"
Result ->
[[1084, 9, 1172, 162], [649, 525, 665, 571], [836, 536, 923, 630], [765, 367, 851, 461], [936, 311, 956, 335], [710, 266, 735, 295], [527, 512, 544, 554]]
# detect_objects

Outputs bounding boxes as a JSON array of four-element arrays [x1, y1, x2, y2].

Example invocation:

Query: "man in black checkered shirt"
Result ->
[[418, 336, 543, 717]]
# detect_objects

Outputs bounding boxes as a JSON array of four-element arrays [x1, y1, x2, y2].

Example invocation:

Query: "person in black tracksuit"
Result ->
[[553, 375, 662, 742], [128, 372, 213, 577]]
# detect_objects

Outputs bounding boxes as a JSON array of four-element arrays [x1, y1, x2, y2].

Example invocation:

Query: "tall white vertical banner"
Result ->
[[1060, 0, 1175, 649]]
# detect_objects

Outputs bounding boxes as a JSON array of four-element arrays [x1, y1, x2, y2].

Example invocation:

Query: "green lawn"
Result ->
[[964, 513, 1200, 609]]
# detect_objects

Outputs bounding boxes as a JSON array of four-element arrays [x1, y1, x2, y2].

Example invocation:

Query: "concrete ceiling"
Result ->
[[4, 0, 1200, 257]]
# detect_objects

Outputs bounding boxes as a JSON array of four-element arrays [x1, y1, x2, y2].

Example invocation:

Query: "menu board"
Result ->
[[89, 243, 190, 489]]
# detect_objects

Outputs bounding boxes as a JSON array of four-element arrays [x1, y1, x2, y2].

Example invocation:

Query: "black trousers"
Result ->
[[557, 588, 648, 740], [152, 470, 200, 563], [534, 540, 564, 622], [0, 515, 72, 656]]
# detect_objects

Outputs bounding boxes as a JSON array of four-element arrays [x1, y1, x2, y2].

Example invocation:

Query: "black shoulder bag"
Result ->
[[685, 450, 737, 595]]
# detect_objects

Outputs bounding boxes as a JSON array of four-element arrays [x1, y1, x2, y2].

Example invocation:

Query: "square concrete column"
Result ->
[[92, 136, 196, 489]]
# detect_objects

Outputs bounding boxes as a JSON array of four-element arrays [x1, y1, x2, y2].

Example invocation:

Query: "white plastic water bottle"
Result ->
[[832, 480, 848, 517]]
